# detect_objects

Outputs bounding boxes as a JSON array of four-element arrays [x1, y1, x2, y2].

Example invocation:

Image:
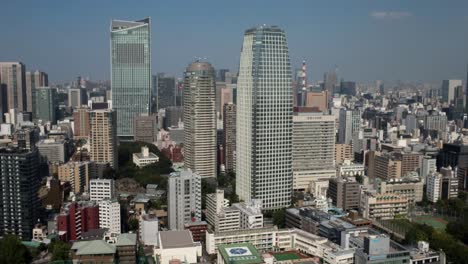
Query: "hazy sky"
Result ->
[[1, 0, 467, 83]]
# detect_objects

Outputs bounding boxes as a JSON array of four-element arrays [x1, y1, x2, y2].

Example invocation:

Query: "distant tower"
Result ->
[[26, 70, 48, 114], [35, 87, 57, 124], [0, 62, 27, 111], [465, 63, 468, 114], [301, 61, 307, 106]]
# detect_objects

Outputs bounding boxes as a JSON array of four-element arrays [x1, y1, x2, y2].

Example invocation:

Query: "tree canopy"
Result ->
[[0, 235, 32, 264]]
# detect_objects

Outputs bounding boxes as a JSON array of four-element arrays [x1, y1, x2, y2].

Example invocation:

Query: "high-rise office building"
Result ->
[[73, 107, 90, 139], [327, 177, 360, 211], [223, 103, 236, 173], [292, 111, 336, 191], [466, 66, 468, 114], [111, 18, 151, 140], [183, 61, 216, 178], [0, 62, 26, 111], [35, 87, 57, 123], [133, 114, 158, 143], [421, 156, 436, 183], [0, 147, 40, 240], [89, 109, 118, 169], [323, 70, 337, 99], [165, 106, 183, 128], [219, 88, 233, 119], [436, 143, 468, 170], [26, 70, 48, 113], [338, 108, 360, 144], [68, 88, 86, 108], [236, 25, 293, 209], [167, 169, 201, 230], [441, 79, 462, 105], [156, 73, 176, 110], [0, 84, 7, 121], [424, 111, 447, 133], [217, 69, 230, 82], [340, 81, 357, 96]]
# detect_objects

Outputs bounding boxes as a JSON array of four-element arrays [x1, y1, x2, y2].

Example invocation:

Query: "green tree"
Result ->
[[446, 220, 468, 244], [0, 235, 32, 264], [128, 218, 139, 232], [355, 174, 364, 184], [405, 227, 428, 244], [272, 209, 286, 228], [50, 240, 71, 261]]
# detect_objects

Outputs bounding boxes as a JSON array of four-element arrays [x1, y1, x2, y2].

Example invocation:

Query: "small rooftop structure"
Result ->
[[133, 146, 159, 167]]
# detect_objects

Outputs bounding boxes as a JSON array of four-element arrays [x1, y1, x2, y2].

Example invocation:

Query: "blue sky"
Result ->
[[0, 0, 467, 83]]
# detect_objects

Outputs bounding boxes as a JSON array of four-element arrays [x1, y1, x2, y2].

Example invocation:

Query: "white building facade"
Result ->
[[427, 172, 441, 203], [139, 214, 159, 246], [167, 169, 202, 230], [89, 179, 115, 201], [293, 113, 336, 191], [236, 25, 293, 210], [98, 199, 121, 235]]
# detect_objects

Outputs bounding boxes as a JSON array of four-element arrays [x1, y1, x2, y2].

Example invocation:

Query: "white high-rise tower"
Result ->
[[236, 26, 293, 210], [183, 61, 217, 178]]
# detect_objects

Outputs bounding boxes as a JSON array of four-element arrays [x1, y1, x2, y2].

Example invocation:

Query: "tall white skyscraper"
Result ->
[[167, 169, 202, 230], [236, 25, 293, 210], [183, 61, 217, 178]]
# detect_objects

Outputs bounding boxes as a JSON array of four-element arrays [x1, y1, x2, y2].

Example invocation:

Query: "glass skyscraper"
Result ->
[[236, 26, 293, 210], [111, 18, 151, 140]]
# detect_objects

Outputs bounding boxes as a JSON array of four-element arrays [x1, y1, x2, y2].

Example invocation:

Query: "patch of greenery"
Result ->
[[404, 221, 468, 264], [115, 142, 173, 188], [0, 235, 31, 264], [50, 240, 71, 262]]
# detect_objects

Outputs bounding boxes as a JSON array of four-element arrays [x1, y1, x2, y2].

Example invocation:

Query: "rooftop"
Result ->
[[218, 243, 263, 264], [133, 152, 159, 159], [71, 240, 116, 255], [159, 230, 195, 249], [115, 233, 137, 246]]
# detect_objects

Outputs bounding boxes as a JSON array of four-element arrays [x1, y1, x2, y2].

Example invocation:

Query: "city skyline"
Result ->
[[0, 0, 467, 83]]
